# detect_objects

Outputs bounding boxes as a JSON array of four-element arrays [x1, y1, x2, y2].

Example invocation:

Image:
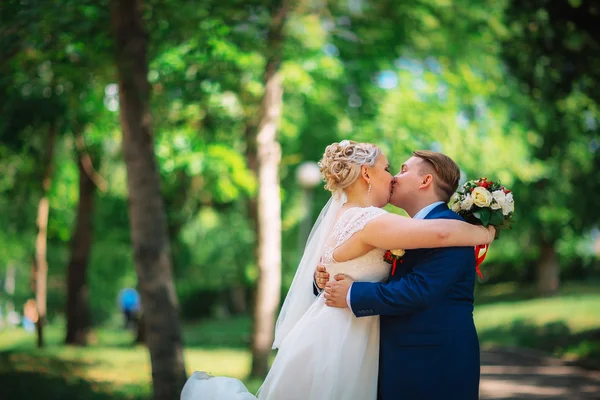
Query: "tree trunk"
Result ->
[[135, 313, 146, 344], [229, 285, 248, 315], [65, 142, 98, 346], [244, 121, 259, 237], [250, 0, 289, 379], [110, 1, 186, 398], [34, 122, 57, 348], [536, 240, 560, 296]]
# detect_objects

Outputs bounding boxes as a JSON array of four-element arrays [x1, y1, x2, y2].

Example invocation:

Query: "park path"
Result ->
[[480, 348, 600, 399]]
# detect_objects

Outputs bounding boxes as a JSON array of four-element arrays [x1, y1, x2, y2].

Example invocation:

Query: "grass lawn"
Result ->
[[0, 280, 598, 399], [0, 319, 262, 400], [474, 280, 600, 366]]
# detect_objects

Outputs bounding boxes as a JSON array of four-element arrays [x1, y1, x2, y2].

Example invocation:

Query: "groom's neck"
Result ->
[[407, 195, 445, 218]]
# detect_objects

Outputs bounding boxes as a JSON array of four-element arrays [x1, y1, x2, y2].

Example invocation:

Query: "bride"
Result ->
[[181, 140, 494, 400]]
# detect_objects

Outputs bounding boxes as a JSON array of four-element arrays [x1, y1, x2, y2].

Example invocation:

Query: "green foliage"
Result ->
[[0, 0, 599, 328], [178, 205, 255, 289], [499, 0, 600, 247]]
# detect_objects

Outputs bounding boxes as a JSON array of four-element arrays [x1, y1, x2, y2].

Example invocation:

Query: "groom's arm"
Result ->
[[350, 246, 473, 317]]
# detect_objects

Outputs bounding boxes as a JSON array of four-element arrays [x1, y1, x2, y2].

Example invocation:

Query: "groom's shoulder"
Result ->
[[431, 208, 464, 222]]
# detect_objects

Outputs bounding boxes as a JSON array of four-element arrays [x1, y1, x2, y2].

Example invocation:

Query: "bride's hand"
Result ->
[[315, 264, 330, 289]]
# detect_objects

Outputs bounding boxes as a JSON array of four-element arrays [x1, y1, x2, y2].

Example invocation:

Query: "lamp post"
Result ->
[[296, 161, 322, 253]]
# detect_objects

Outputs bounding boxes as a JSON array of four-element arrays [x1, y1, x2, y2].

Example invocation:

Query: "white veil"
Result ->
[[272, 190, 346, 349]]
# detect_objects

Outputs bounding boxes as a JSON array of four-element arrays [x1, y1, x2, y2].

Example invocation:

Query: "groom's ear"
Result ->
[[420, 174, 434, 188]]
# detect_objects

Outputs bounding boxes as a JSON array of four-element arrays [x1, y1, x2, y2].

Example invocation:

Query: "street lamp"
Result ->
[[296, 161, 322, 253], [296, 161, 322, 190]]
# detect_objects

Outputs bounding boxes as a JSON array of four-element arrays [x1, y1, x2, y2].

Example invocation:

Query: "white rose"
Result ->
[[491, 190, 505, 210], [505, 192, 513, 202], [390, 249, 405, 257], [460, 194, 474, 211], [451, 201, 461, 213], [501, 198, 514, 216], [471, 187, 492, 208]]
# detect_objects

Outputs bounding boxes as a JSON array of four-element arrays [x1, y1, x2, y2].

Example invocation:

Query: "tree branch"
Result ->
[[75, 129, 107, 193]]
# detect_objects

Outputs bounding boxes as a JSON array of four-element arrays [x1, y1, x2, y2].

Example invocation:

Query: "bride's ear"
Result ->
[[361, 165, 370, 182]]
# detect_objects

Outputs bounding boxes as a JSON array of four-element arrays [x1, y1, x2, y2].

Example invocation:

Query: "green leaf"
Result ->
[[473, 208, 492, 225], [490, 209, 505, 225]]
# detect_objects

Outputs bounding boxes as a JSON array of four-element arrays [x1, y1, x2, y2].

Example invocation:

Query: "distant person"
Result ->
[[118, 288, 141, 330], [23, 299, 38, 332]]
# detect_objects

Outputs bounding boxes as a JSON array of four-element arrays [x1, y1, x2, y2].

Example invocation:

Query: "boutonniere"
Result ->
[[383, 249, 405, 276]]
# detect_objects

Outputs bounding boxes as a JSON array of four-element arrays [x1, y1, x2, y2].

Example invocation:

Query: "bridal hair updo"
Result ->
[[319, 140, 382, 192]]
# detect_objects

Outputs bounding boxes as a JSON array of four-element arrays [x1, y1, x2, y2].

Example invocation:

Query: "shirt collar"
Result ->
[[413, 201, 445, 220]]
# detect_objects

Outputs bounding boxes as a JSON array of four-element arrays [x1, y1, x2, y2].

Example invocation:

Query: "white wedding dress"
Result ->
[[181, 206, 390, 400]]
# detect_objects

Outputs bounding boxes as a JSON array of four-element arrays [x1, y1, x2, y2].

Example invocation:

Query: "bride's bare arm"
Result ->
[[358, 214, 493, 250]]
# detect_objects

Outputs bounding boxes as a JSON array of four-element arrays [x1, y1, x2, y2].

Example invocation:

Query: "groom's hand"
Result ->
[[323, 274, 354, 308]]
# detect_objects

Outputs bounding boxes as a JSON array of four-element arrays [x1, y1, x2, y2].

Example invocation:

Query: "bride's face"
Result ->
[[366, 154, 394, 207]]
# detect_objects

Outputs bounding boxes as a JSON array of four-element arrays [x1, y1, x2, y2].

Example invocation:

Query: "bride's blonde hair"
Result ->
[[318, 140, 381, 192]]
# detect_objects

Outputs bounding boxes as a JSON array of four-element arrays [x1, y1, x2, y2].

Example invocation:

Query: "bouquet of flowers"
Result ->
[[449, 178, 515, 279]]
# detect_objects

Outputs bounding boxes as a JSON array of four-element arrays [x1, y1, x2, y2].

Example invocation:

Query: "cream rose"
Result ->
[[390, 249, 405, 257], [471, 187, 492, 208], [451, 201, 461, 213], [460, 194, 474, 211]]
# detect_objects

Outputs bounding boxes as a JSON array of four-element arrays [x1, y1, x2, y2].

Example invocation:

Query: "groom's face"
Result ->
[[389, 156, 426, 208]]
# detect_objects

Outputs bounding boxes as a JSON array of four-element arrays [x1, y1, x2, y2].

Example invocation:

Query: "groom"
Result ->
[[316, 150, 480, 400]]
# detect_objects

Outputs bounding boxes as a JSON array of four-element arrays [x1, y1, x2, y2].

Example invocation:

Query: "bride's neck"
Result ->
[[344, 190, 373, 208]]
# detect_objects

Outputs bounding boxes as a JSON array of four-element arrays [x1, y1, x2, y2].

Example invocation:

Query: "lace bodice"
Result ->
[[322, 206, 391, 283]]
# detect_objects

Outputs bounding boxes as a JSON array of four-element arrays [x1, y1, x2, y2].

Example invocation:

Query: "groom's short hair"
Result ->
[[412, 150, 460, 201]]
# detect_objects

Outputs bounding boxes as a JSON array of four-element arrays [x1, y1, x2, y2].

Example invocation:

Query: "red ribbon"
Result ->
[[391, 259, 403, 276], [474, 244, 489, 280]]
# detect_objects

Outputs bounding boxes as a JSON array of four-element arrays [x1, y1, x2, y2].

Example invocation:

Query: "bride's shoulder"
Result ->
[[368, 205, 388, 214], [344, 206, 387, 225], [361, 206, 388, 217]]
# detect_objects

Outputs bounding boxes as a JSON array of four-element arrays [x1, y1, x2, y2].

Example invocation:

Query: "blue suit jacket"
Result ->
[[350, 204, 480, 400]]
